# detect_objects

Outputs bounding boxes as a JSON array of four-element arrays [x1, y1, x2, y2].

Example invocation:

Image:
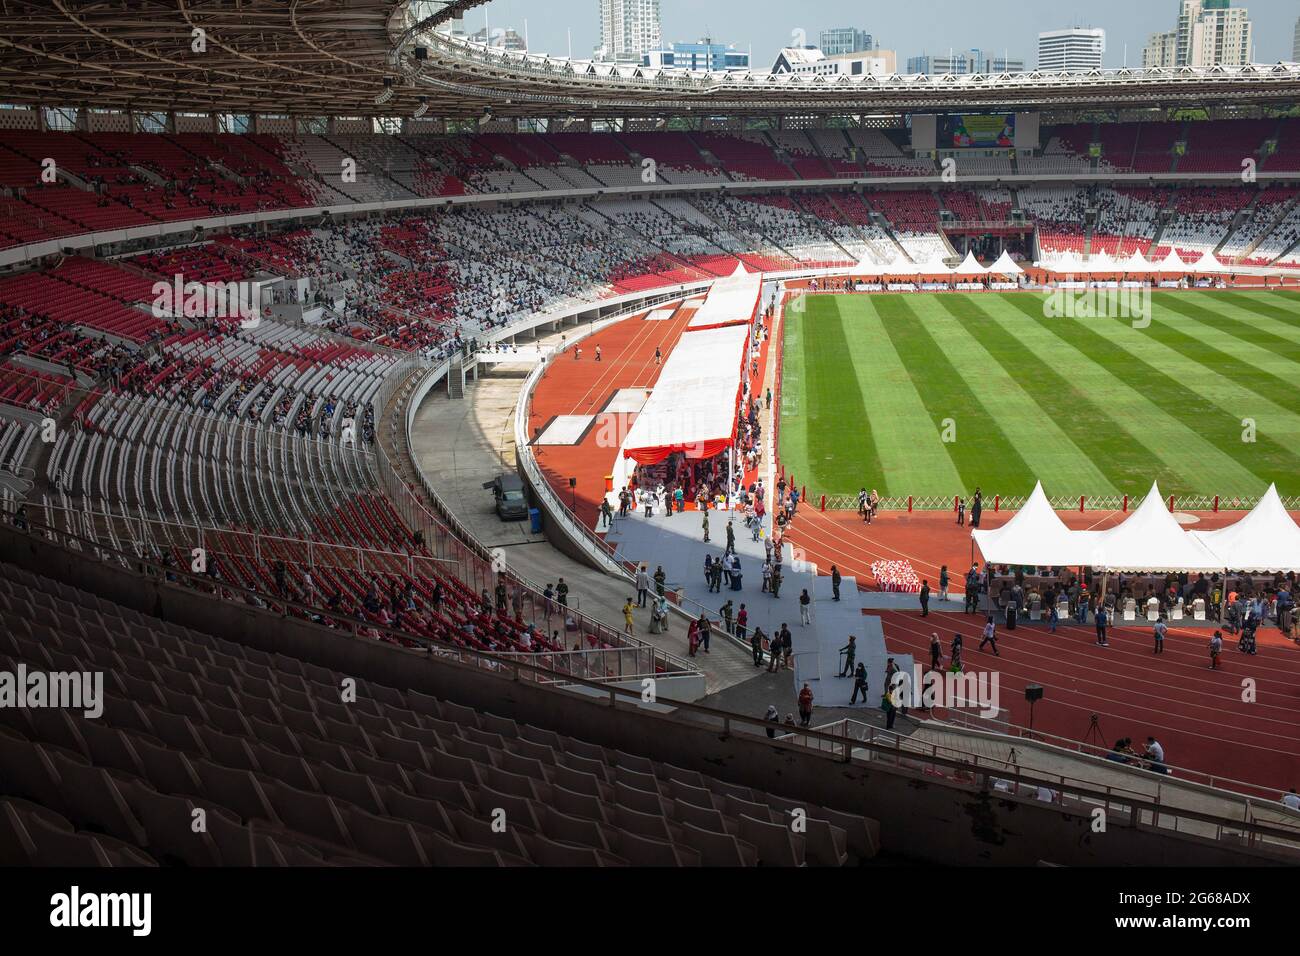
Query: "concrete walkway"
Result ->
[[406, 350, 756, 697]]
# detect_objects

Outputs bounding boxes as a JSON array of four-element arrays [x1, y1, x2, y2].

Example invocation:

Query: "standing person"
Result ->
[[797, 683, 815, 727], [950, 632, 964, 672], [622, 598, 635, 635], [735, 603, 749, 641], [687, 618, 700, 657], [838, 635, 857, 677], [881, 683, 899, 730], [697, 614, 712, 654], [970, 489, 983, 529], [831, 565, 842, 601], [556, 578, 570, 609], [725, 520, 735, 554], [1153, 615, 1167, 655], [781, 624, 795, 670], [750, 626, 765, 667], [635, 564, 651, 608], [720, 599, 735, 635], [764, 704, 780, 738], [849, 663, 870, 705], [599, 498, 613, 528], [938, 565, 950, 603], [654, 345, 662, 365], [1048, 600, 1059, 633], [799, 588, 812, 626], [653, 565, 666, 597], [929, 633, 942, 671], [919, 580, 931, 617], [594, 344, 602, 363], [857, 488, 868, 518], [701, 509, 710, 542], [1209, 629, 1223, 669], [1095, 603, 1109, 647], [768, 625, 786, 672], [979, 616, 1000, 656], [761, 559, 772, 593], [956, 498, 966, 526], [770, 565, 783, 598]]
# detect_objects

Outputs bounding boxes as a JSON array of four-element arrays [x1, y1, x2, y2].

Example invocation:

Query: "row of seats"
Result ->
[[0, 561, 880, 866]]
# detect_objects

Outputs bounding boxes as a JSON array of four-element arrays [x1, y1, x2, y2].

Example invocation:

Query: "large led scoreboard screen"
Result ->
[[940, 113, 1015, 148]]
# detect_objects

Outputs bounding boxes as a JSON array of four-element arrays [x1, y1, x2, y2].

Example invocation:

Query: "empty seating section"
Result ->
[[846, 129, 934, 176], [0, 265, 165, 342], [1220, 189, 1300, 264], [0, 560, 875, 866], [1179, 119, 1274, 173], [696, 132, 793, 182]]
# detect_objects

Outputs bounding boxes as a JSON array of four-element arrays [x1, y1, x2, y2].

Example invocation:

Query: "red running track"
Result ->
[[781, 508, 1300, 795], [877, 608, 1300, 797]]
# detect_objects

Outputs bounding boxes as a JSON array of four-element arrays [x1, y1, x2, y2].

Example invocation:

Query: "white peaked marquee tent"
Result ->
[[953, 251, 988, 276], [1092, 482, 1224, 572], [1157, 249, 1189, 273], [972, 481, 1300, 572], [1192, 250, 1226, 273], [971, 482, 1099, 566], [1123, 250, 1155, 272], [1192, 485, 1300, 573], [988, 250, 1023, 275], [1087, 250, 1116, 271]]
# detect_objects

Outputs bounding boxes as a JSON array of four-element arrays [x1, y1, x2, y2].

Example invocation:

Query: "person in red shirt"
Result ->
[[797, 683, 814, 727]]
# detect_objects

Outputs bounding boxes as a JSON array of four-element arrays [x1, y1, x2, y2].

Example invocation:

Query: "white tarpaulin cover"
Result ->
[[1192, 485, 1300, 572], [988, 250, 1023, 275], [620, 323, 749, 464], [686, 265, 761, 330], [971, 482, 1100, 566]]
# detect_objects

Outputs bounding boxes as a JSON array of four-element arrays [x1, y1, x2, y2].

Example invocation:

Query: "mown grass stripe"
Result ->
[[924, 294, 1120, 494], [780, 296, 887, 494], [839, 296, 967, 496], [951, 294, 1159, 493], [1129, 294, 1300, 412], [1156, 292, 1300, 362], [998, 294, 1300, 495], [872, 295, 1035, 495]]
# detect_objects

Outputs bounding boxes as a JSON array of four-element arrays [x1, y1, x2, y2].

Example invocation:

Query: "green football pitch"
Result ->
[[776, 289, 1300, 501]]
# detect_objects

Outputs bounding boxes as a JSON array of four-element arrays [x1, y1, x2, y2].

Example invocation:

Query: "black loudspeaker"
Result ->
[[1024, 685, 1044, 704], [568, 477, 577, 489], [413, 46, 428, 61]]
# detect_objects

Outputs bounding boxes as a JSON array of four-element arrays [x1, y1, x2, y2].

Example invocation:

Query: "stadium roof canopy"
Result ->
[[3, 2, 1300, 118]]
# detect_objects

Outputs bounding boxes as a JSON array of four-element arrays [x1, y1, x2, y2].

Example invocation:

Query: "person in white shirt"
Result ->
[[1153, 617, 1167, 655], [1282, 789, 1300, 811], [1143, 737, 1167, 774]]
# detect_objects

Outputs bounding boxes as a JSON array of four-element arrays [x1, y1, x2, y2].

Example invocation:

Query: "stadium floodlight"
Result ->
[[477, 105, 494, 126], [374, 77, 394, 106], [413, 97, 428, 119]]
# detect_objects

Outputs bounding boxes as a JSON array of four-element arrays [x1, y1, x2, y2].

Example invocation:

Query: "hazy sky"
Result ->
[[468, 0, 1299, 68]]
